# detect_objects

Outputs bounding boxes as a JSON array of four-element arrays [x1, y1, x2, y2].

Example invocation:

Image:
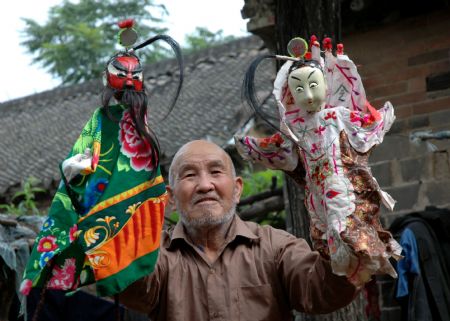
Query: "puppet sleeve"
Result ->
[[343, 101, 395, 154], [234, 132, 299, 172]]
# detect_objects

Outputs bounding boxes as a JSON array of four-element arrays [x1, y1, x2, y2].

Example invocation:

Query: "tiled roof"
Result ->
[[0, 36, 274, 195]]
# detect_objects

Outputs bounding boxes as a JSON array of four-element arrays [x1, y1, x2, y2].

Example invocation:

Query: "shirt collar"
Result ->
[[165, 214, 259, 250]]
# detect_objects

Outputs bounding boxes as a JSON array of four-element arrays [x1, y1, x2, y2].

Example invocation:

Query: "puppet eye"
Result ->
[[108, 64, 125, 77], [310, 82, 318, 89], [296, 86, 304, 92], [132, 71, 142, 80]]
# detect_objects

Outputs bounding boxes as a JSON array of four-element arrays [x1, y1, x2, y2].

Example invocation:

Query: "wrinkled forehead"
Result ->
[[171, 141, 232, 174]]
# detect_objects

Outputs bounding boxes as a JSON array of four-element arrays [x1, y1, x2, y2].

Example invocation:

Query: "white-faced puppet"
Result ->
[[235, 37, 402, 286]]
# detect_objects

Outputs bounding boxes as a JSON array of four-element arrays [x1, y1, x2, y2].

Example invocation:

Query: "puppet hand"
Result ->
[[62, 148, 93, 182], [234, 133, 298, 171]]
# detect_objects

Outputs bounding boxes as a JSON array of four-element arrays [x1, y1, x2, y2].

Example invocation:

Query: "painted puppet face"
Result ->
[[287, 65, 326, 112], [106, 55, 143, 91]]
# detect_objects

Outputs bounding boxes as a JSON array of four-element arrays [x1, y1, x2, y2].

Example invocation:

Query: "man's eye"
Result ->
[[310, 82, 318, 88], [296, 86, 304, 92], [117, 73, 126, 78]]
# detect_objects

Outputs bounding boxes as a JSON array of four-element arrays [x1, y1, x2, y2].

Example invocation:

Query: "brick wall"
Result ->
[[344, 10, 450, 320]]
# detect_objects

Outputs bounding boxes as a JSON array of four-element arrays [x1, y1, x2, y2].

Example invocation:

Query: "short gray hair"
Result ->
[[168, 143, 237, 188]]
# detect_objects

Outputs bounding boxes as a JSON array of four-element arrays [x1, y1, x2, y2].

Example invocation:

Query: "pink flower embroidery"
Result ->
[[314, 126, 326, 135], [310, 143, 320, 154], [37, 236, 58, 253], [20, 279, 33, 295], [119, 110, 155, 171], [324, 111, 336, 120], [69, 224, 78, 242], [292, 117, 305, 124], [47, 258, 76, 290]]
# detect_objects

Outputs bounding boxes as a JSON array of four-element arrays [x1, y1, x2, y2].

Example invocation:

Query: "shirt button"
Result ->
[[213, 312, 219, 318], [210, 268, 215, 274]]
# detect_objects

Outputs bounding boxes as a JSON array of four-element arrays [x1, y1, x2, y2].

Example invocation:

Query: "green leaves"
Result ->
[[20, 0, 168, 85], [0, 176, 47, 215], [184, 27, 235, 53], [241, 168, 283, 199]]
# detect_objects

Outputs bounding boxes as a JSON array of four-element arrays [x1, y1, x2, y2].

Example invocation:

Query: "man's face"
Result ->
[[168, 141, 243, 228], [106, 55, 143, 91], [287, 65, 326, 112]]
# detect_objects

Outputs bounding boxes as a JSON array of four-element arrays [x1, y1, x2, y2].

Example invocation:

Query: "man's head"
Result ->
[[167, 140, 243, 229]]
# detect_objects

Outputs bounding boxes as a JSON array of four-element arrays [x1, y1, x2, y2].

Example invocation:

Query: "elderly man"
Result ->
[[119, 140, 358, 320]]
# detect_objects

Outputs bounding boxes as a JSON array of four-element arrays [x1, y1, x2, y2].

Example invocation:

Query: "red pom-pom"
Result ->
[[322, 37, 332, 51], [304, 52, 312, 60], [118, 19, 134, 29], [337, 43, 344, 55], [309, 35, 318, 48]]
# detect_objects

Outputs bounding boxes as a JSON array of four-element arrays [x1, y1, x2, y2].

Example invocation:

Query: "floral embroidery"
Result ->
[[310, 143, 320, 154], [19, 279, 33, 295], [37, 236, 58, 253], [324, 111, 337, 120], [82, 178, 109, 213], [311, 159, 333, 185], [39, 252, 55, 268], [119, 109, 154, 172], [47, 258, 76, 290], [126, 202, 142, 215], [69, 224, 79, 242], [314, 126, 326, 135], [41, 218, 54, 231], [259, 133, 284, 148]]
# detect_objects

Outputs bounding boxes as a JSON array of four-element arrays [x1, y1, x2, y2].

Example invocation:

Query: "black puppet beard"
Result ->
[[101, 86, 161, 177], [102, 86, 148, 111]]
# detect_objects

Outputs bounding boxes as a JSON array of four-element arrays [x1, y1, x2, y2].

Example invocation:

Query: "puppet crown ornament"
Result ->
[[235, 35, 402, 287]]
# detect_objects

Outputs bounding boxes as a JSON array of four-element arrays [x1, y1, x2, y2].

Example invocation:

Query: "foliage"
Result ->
[[240, 167, 285, 228], [20, 0, 169, 84], [0, 177, 46, 215], [240, 167, 283, 199], [183, 27, 235, 53]]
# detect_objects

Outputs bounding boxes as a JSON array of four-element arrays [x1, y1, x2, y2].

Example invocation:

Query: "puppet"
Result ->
[[235, 36, 402, 286], [20, 19, 183, 297]]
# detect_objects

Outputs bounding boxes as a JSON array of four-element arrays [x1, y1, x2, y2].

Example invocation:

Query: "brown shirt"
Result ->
[[119, 215, 357, 321]]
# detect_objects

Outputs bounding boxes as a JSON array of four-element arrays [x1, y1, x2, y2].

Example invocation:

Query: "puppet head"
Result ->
[[101, 19, 184, 175], [105, 52, 143, 92], [287, 59, 326, 112]]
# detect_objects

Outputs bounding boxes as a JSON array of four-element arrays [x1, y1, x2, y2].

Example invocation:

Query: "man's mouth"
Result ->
[[194, 197, 219, 205]]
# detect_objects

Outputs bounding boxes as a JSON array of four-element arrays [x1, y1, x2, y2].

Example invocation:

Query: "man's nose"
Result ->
[[196, 173, 214, 192]]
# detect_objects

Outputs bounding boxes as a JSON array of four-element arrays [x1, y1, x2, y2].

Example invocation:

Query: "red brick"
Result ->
[[395, 106, 413, 119], [408, 77, 426, 93], [363, 66, 425, 89], [369, 82, 408, 99], [390, 92, 427, 108], [408, 48, 450, 66], [411, 96, 450, 114]]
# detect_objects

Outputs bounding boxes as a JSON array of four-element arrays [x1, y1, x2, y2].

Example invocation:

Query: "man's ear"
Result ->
[[166, 185, 176, 208], [233, 176, 244, 204]]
